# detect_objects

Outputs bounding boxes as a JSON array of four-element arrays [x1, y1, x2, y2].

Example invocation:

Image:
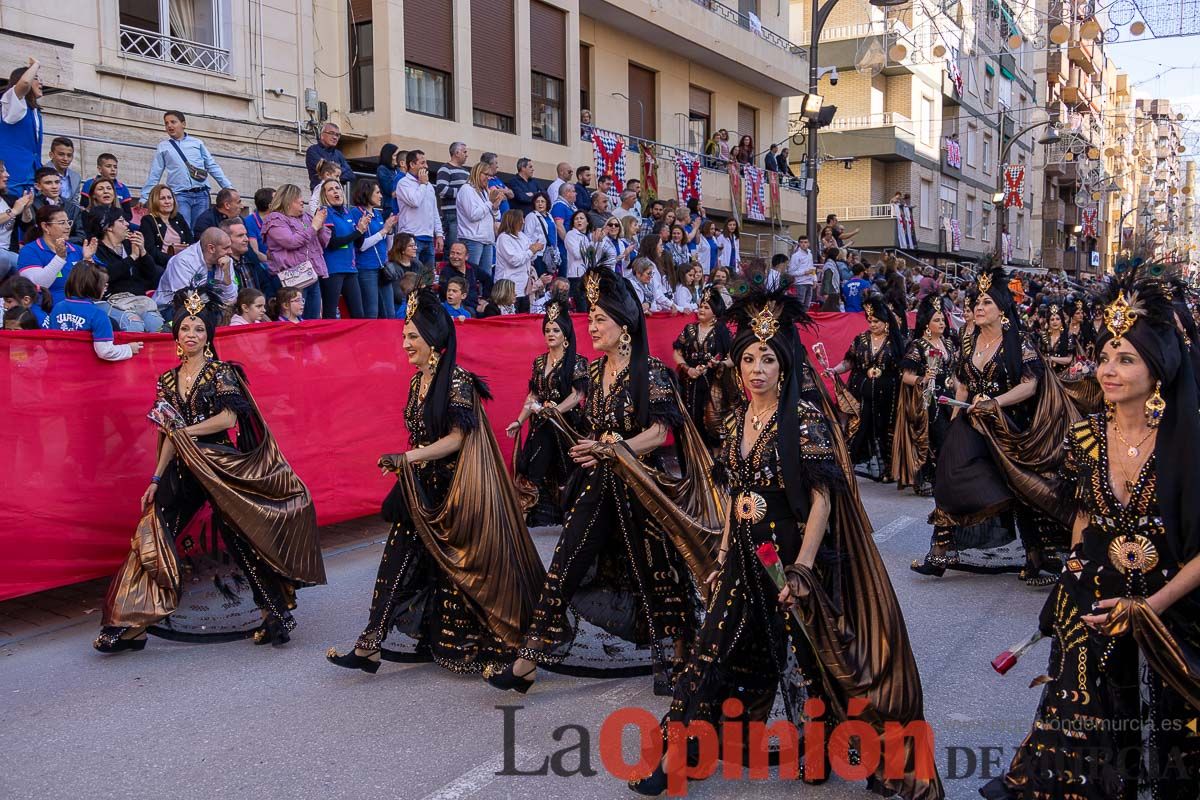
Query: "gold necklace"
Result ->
[[977, 333, 1002, 352], [748, 401, 779, 431], [1111, 419, 1156, 459]]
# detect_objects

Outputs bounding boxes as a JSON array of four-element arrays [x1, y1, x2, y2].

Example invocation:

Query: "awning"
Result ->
[[1000, 67, 1015, 81], [985, 62, 995, 76]]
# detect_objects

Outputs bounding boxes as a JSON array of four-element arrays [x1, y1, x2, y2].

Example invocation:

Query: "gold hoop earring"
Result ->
[[1104, 401, 1116, 422], [1145, 381, 1165, 428], [777, 371, 785, 397], [428, 350, 440, 373], [734, 370, 745, 395], [617, 326, 632, 359], [1000, 313, 1011, 331], [204, 343, 213, 359], [176, 343, 184, 361]]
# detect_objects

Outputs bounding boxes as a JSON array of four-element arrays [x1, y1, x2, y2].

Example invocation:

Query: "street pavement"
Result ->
[[0, 479, 1050, 800]]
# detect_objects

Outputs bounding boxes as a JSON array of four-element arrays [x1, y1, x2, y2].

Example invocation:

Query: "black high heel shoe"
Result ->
[[628, 763, 668, 796], [93, 630, 148, 654], [909, 553, 947, 577], [326, 647, 381, 674], [484, 662, 536, 693], [253, 617, 291, 646]]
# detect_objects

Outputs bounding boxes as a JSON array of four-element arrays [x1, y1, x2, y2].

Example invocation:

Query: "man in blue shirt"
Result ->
[[192, 188, 243, 238], [481, 152, 512, 215], [80, 153, 133, 212], [550, 184, 576, 272], [139, 110, 234, 229], [841, 264, 871, 313], [506, 158, 539, 215], [304, 123, 354, 188], [573, 166, 593, 212]]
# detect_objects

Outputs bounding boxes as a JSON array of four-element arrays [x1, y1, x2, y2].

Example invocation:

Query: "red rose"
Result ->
[[756, 542, 780, 567]]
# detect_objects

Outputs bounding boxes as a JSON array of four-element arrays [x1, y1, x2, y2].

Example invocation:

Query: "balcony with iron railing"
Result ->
[[118, 24, 230, 74], [815, 112, 923, 162], [580, 0, 806, 94]]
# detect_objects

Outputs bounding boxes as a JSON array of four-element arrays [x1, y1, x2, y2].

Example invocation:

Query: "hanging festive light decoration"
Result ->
[[933, 43, 946, 58], [889, 43, 908, 61], [1050, 24, 1071, 44], [1007, 34, 1024, 49], [1080, 18, 1102, 40], [1130, 21, 1146, 36]]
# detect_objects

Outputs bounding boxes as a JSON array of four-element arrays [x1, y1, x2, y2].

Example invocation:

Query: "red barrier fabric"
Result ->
[[0, 312, 869, 600]]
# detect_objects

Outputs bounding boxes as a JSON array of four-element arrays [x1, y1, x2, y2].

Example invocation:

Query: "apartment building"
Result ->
[[1135, 99, 1188, 261], [1, 0, 812, 234], [788, 0, 1039, 267]]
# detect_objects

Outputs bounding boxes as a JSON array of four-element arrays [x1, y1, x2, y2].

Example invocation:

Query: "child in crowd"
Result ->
[[308, 160, 343, 215], [80, 154, 133, 212], [269, 286, 305, 323], [442, 275, 472, 321], [230, 288, 267, 325], [3, 307, 37, 330], [1, 275, 51, 327], [42, 260, 144, 361]]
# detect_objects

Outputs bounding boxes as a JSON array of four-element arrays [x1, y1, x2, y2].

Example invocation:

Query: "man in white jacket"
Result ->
[[394, 149, 444, 270]]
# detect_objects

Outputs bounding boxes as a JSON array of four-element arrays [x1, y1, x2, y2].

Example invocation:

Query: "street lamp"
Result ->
[[805, 0, 905, 239], [992, 120, 1061, 260], [611, 92, 644, 141]]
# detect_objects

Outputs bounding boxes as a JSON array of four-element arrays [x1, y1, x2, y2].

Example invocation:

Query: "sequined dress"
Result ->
[[355, 367, 511, 672], [982, 415, 1200, 799], [673, 322, 735, 449], [518, 356, 698, 682], [515, 352, 589, 526], [844, 332, 901, 477], [894, 337, 957, 491]]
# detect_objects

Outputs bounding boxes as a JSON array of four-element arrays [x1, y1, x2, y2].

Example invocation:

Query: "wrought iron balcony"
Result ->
[[692, 0, 800, 51], [119, 24, 230, 74]]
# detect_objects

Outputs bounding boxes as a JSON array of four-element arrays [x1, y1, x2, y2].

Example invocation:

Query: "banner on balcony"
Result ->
[[949, 217, 962, 251], [728, 162, 743, 223], [675, 155, 701, 204], [768, 171, 781, 222], [744, 165, 767, 221], [894, 203, 914, 249], [1003, 164, 1025, 208], [1081, 206, 1098, 239], [639, 143, 658, 202], [946, 52, 964, 96], [945, 136, 962, 169], [592, 129, 626, 204]]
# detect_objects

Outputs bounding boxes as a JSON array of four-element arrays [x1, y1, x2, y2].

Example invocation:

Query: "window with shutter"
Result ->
[[473, 0, 516, 132], [531, 1, 567, 144], [404, 0, 453, 119], [628, 64, 656, 141], [688, 86, 711, 153], [737, 103, 756, 145], [348, 0, 373, 112]]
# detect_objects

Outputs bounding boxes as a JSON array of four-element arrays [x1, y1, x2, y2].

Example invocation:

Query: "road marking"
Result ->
[[599, 680, 647, 706], [418, 748, 539, 800], [872, 516, 915, 543]]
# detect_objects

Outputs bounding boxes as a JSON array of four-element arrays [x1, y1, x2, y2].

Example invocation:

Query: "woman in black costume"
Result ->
[[672, 285, 735, 450], [915, 264, 1076, 583], [981, 274, 1200, 800], [1037, 301, 1078, 373], [825, 294, 904, 482], [893, 293, 957, 496], [327, 289, 544, 674], [507, 299, 589, 527], [488, 266, 721, 694], [95, 287, 324, 652], [629, 289, 944, 799]]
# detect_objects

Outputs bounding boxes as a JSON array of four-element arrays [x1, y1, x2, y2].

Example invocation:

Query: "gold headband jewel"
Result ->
[[700, 287, 713, 307], [584, 271, 601, 307], [1103, 290, 1138, 343], [749, 303, 779, 343], [1049, 304, 1060, 316], [182, 290, 206, 318], [405, 291, 419, 319], [978, 272, 993, 294], [546, 302, 560, 322], [865, 307, 878, 323]]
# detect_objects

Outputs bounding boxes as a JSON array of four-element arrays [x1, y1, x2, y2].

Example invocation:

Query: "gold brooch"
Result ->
[[584, 271, 601, 307], [1107, 534, 1158, 573], [406, 291, 420, 319], [1103, 290, 1138, 343], [546, 302, 560, 322], [749, 303, 779, 343], [735, 492, 767, 523], [867, 367, 882, 379], [182, 290, 205, 318], [978, 272, 993, 294]]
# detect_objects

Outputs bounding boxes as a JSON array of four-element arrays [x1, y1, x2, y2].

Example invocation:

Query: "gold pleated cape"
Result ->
[[967, 360, 1081, 528], [891, 382, 930, 490], [394, 397, 546, 649], [1099, 597, 1200, 711], [103, 374, 324, 628]]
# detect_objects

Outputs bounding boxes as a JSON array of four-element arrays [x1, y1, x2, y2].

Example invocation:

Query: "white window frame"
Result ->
[[118, 0, 230, 74], [920, 179, 933, 229]]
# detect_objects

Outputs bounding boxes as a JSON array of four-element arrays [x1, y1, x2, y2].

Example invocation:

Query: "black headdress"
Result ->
[[584, 266, 652, 427], [724, 289, 819, 521], [699, 284, 732, 354], [970, 259, 1024, 385], [404, 287, 490, 439], [912, 293, 943, 341], [171, 286, 225, 356], [862, 293, 904, 362], [541, 298, 577, 399], [1094, 274, 1200, 567], [1040, 298, 1069, 329]]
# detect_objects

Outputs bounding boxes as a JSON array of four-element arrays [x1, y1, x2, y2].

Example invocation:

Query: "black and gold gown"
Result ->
[[514, 351, 589, 526], [1044, 328, 1104, 416], [892, 337, 957, 494], [518, 356, 702, 684], [357, 367, 545, 673], [844, 332, 902, 480], [982, 415, 1200, 799], [673, 322, 735, 449], [931, 330, 1077, 572], [1038, 329, 1079, 374], [97, 359, 324, 646]]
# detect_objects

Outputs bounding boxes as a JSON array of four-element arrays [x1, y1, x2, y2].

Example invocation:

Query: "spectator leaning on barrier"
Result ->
[[394, 149, 443, 270], [42, 259, 144, 361], [47, 136, 81, 204], [87, 205, 164, 333], [260, 183, 329, 320], [435, 141, 469, 249], [192, 187, 242, 238], [139, 184, 195, 270], [304, 122, 354, 188], [140, 110, 233, 228], [17, 204, 91, 305], [229, 287, 267, 325], [1, 274, 51, 326], [156, 227, 237, 321], [0, 59, 44, 195], [0, 159, 33, 275]]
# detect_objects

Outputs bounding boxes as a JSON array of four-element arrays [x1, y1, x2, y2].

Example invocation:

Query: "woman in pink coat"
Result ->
[[261, 183, 331, 320]]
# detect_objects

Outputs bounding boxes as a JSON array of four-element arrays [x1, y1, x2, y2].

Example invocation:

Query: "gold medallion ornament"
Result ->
[[978, 271, 993, 294], [405, 291, 420, 319], [735, 491, 767, 523], [867, 367, 883, 379], [182, 290, 206, 318], [1108, 534, 1159, 573], [700, 287, 713, 307], [585, 271, 602, 307], [1050, 304, 1060, 316], [1103, 290, 1138, 343], [749, 303, 779, 343], [546, 302, 560, 322]]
